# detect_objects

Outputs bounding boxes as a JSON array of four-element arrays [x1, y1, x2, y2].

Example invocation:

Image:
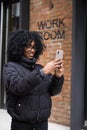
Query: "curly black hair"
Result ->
[[7, 30, 45, 62]]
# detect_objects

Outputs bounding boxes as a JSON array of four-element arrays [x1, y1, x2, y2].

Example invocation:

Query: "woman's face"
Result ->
[[24, 41, 36, 59]]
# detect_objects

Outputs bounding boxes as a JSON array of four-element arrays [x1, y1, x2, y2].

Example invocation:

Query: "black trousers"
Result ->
[[11, 119, 48, 130]]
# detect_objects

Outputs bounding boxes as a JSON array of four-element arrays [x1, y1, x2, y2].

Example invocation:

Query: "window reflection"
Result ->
[[11, 2, 20, 31]]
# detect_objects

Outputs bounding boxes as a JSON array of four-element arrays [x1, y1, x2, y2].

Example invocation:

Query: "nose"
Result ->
[[31, 48, 35, 52]]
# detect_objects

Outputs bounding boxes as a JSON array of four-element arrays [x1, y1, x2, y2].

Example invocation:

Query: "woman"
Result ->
[[3, 30, 64, 130]]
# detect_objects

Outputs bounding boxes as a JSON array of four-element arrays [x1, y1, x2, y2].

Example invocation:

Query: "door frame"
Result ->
[[71, 0, 86, 129]]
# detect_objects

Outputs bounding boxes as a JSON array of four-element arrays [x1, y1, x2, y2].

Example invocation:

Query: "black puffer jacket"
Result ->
[[3, 57, 64, 123]]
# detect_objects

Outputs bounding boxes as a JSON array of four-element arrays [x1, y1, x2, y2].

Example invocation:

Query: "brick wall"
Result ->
[[29, 0, 72, 126]]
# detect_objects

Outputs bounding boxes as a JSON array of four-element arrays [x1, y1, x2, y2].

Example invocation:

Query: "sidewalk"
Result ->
[[0, 109, 70, 130]]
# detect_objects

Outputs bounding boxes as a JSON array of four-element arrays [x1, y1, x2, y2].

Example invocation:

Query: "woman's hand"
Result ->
[[42, 59, 63, 75], [54, 59, 64, 77]]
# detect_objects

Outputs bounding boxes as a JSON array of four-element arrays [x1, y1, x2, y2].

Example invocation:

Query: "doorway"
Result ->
[[0, 0, 29, 108]]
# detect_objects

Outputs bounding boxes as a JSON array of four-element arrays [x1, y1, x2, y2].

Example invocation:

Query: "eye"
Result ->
[[26, 45, 31, 48]]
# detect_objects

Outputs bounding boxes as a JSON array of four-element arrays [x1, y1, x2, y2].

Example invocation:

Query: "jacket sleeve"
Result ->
[[49, 75, 64, 96], [3, 63, 42, 96]]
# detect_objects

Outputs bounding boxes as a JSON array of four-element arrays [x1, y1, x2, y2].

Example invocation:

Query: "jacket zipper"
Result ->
[[37, 111, 40, 120], [37, 95, 40, 121]]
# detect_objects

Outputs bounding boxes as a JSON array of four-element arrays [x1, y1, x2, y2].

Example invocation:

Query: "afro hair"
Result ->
[[7, 30, 45, 62]]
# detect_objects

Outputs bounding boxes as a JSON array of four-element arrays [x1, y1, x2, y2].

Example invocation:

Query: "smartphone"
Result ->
[[55, 50, 63, 59]]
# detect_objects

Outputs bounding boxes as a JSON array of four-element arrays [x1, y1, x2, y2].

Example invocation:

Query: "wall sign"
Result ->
[[37, 18, 65, 40]]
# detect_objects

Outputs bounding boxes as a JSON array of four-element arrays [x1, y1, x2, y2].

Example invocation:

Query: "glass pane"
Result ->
[[11, 2, 20, 31]]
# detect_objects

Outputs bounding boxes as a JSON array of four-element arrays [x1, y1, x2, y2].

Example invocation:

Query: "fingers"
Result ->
[[59, 67, 64, 72], [54, 59, 64, 76], [55, 66, 64, 77], [54, 59, 64, 68]]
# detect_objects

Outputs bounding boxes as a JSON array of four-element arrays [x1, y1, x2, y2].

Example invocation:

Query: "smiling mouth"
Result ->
[[27, 52, 33, 55], [27, 53, 34, 57]]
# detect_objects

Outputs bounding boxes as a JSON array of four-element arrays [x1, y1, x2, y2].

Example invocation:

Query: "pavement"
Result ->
[[0, 109, 70, 130]]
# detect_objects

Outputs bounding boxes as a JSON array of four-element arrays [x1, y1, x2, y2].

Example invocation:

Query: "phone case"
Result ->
[[55, 50, 63, 59]]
